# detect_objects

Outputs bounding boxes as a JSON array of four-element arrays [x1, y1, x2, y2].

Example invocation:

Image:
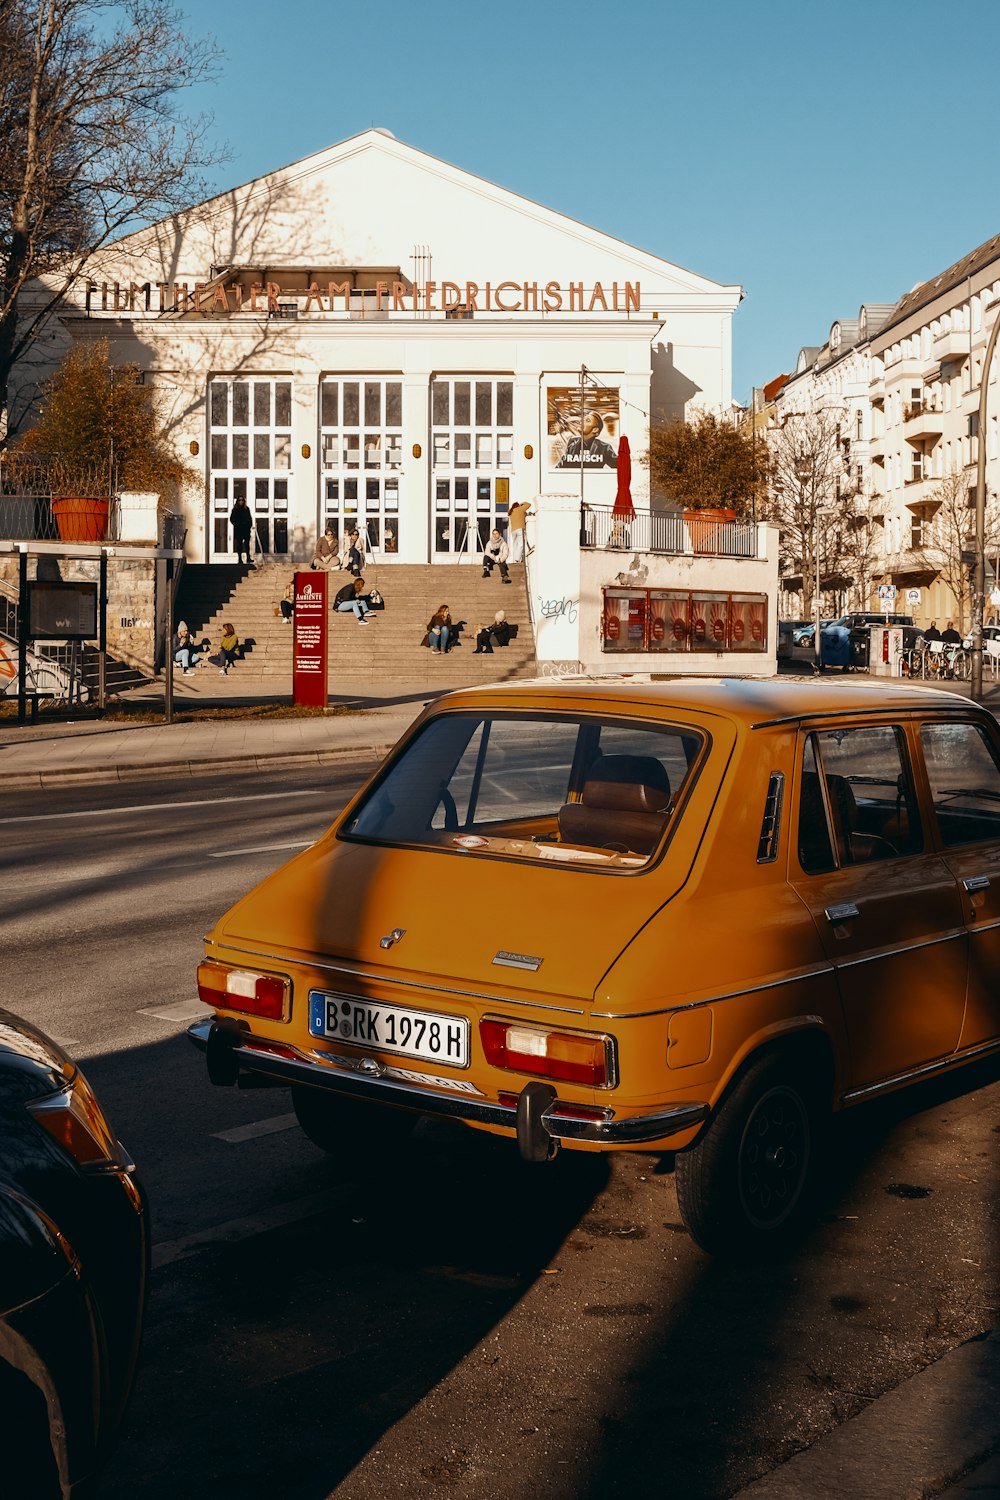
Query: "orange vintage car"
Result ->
[[189, 678, 1000, 1253]]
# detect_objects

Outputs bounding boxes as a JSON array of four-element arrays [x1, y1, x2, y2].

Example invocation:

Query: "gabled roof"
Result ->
[[877, 232, 1000, 336], [111, 128, 742, 303]]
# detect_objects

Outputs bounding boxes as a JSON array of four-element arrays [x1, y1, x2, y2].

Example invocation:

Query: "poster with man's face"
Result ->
[[547, 387, 620, 471]]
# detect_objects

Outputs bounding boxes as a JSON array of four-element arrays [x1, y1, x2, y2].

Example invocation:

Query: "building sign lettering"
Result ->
[[83, 278, 642, 316]]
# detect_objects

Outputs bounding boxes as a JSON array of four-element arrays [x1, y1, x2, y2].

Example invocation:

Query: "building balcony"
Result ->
[[903, 477, 937, 507], [932, 329, 970, 364], [903, 406, 944, 444], [884, 356, 924, 385]]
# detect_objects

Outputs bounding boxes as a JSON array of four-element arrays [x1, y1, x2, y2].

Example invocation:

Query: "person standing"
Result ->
[[333, 577, 372, 623], [482, 529, 512, 583], [507, 501, 531, 564], [941, 621, 962, 644], [230, 495, 253, 564]]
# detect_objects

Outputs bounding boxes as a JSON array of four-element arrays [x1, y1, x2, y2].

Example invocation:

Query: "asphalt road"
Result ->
[[4, 768, 1000, 1500]]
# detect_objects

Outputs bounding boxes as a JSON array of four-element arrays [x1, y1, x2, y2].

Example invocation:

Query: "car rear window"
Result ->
[[342, 712, 704, 869]]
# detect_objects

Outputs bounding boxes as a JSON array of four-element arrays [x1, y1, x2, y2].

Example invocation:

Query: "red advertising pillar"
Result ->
[[292, 571, 328, 706]]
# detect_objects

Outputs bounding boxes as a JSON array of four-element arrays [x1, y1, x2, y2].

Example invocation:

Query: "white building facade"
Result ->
[[16, 129, 743, 573], [770, 234, 1000, 628]]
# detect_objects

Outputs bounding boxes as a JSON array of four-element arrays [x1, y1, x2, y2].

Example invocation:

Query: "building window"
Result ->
[[430, 376, 515, 556], [602, 588, 767, 653], [319, 378, 402, 554], [208, 377, 292, 558]]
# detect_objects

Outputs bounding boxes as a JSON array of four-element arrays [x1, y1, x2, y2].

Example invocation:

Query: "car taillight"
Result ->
[[197, 962, 288, 1020], [480, 1018, 615, 1087], [27, 1070, 119, 1169]]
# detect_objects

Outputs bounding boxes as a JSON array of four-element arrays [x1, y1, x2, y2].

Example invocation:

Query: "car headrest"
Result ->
[[581, 754, 671, 813]]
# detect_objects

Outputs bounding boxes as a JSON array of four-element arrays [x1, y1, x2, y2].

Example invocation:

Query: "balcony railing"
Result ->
[[581, 506, 761, 559], [0, 493, 120, 543]]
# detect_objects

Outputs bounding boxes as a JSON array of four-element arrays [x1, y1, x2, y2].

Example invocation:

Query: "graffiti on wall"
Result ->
[[537, 594, 579, 625]]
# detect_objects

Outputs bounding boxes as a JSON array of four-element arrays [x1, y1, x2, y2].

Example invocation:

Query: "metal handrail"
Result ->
[[580, 505, 760, 559]]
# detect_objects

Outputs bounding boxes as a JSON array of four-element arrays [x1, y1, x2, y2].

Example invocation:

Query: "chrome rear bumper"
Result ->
[[187, 1018, 708, 1149]]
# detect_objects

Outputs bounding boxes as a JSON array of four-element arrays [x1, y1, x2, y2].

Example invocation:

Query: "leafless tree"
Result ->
[[766, 407, 852, 618], [0, 0, 224, 434], [913, 468, 1000, 632]]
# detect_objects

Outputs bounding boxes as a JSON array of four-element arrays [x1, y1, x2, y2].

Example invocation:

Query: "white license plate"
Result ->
[[308, 991, 469, 1067]]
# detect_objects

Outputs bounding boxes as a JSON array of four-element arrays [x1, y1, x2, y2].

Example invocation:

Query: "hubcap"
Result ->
[[738, 1085, 809, 1231]]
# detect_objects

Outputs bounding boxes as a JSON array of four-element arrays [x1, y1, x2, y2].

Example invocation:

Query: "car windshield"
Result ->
[[342, 711, 704, 869]]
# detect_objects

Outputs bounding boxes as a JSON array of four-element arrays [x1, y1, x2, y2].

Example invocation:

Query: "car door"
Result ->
[[788, 721, 967, 1093], [918, 716, 1000, 1051]]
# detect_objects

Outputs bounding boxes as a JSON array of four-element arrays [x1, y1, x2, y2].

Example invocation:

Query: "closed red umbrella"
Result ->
[[613, 435, 635, 519]]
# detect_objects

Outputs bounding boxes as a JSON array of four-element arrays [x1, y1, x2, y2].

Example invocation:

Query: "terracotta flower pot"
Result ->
[[683, 507, 737, 553], [51, 497, 109, 543]]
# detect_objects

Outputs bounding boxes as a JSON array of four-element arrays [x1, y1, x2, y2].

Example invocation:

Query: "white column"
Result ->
[[401, 373, 430, 563]]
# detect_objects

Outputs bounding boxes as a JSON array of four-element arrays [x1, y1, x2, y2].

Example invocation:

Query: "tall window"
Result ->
[[320, 379, 403, 555], [209, 378, 292, 558], [430, 377, 514, 555]]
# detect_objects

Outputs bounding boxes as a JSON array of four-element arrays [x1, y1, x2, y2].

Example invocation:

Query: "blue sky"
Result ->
[[176, 0, 1000, 403]]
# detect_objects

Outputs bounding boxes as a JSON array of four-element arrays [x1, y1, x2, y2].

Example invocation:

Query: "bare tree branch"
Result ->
[[0, 0, 225, 431]]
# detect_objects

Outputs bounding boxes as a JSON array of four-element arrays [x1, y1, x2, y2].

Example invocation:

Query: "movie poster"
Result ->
[[547, 386, 620, 471]]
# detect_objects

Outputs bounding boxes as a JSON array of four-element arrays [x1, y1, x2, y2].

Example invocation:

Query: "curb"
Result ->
[[733, 1330, 1000, 1499], [3, 741, 399, 792]]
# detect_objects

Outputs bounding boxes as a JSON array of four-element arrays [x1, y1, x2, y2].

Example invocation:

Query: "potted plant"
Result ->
[[13, 339, 195, 542]]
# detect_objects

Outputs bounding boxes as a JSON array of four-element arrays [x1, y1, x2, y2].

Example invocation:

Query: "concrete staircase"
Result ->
[[174, 561, 537, 689]]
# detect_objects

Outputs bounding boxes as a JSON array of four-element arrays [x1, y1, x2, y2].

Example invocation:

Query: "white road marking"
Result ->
[[208, 839, 313, 859], [151, 1186, 347, 1269], [0, 789, 320, 825], [138, 1000, 207, 1023], [212, 1112, 299, 1144]]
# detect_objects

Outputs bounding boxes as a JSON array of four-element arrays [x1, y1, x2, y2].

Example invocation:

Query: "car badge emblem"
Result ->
[[379, 928, 406, 950], [493, 950, 543, 972]]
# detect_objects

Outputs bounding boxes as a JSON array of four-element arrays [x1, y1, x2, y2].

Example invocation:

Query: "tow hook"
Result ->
[[206, 1021, 241, 1086], [516, 1081, 559, 1162]]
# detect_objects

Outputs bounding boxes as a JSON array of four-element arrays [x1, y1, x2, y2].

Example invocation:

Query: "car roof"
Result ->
[[435, 676, 977, 729]]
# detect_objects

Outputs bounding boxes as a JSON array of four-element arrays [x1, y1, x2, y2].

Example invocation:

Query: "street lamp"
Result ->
[[971, 299, 1000, 701]]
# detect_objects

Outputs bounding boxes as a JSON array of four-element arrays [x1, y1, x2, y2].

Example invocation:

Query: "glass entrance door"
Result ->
[[209, 378, 292, 560], [319, 378, 403, 558], [431, 377, 514, 560]]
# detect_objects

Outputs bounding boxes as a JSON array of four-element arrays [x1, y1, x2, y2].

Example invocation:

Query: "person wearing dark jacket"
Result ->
[[230, 496, 253, 564], [334, 577, 372, 623], [424, 605, 452, 653]]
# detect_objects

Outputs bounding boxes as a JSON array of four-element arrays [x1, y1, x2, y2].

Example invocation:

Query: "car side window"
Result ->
[[920, 722, 1000, 847], [797, 725, 921, 873]]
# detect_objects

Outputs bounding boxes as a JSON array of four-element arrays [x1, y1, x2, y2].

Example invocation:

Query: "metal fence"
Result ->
[[0, 459, 123, 544], [581, 505, 760, 559]]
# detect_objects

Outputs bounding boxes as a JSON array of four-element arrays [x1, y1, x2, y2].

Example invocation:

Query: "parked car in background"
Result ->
[[190, 679, 1000, 1256], [777, 619, 810, 659], [1, 1009, 148, 1498], [962, 623, 1000, 649]]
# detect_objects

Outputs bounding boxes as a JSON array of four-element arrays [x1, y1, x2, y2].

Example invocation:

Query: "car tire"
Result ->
[[291, 1084, 417, 1164], [675, 1052, 824, 1257]]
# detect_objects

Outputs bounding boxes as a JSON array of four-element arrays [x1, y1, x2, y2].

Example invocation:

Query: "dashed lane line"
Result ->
[[151, 1185, 347, 1269], [208, 839, 313, 859], [212, 1112, 299, 1144]]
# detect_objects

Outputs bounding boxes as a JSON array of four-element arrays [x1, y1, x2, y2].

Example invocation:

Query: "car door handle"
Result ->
[[963, 875, 991, 894], [825, 902, 860, 923]]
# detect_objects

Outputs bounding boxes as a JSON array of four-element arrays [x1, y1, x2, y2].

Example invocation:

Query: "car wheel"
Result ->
[[291, 1084, 417, 1163], [674, 1053, 823, 1256]]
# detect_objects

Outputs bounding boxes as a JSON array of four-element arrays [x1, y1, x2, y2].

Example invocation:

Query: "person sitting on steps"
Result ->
[[482, 528, 512, 583], [334, 576, 373, 623]]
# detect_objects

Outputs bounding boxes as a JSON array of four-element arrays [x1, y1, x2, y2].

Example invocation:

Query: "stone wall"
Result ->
[[0, 553, 160, 675]]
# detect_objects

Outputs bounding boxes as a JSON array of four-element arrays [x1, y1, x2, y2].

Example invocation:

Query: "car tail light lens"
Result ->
[[27, 1070, 120, 1169], [480, 1018, 615, 1087], [197, 962, 288, 1020]]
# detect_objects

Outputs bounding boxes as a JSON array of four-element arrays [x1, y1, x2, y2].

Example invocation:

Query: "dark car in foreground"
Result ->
[[0, 1010, 148, 1498]]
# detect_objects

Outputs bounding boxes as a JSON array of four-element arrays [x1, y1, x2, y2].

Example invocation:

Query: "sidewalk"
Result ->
[[0, 689, 435, 791], [4, 670, 1000, 794], [733, 1330, 1000, 1499]]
